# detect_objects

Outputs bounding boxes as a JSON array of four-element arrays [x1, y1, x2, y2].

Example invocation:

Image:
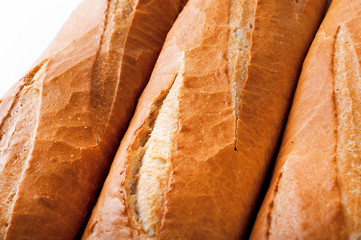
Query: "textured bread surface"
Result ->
[[250, 0, 361, 239], [0, 0, 185, 239], [82, 0, 327, 239], [134, 65, 183, 237]]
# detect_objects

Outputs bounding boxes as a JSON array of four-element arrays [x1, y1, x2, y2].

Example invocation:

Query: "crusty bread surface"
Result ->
[[250, 0, 361, 239], [0, 0, 185, 239], [82, 0, 327, 239]]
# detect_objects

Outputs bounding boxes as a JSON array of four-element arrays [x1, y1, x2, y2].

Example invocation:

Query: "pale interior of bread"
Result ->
[[227, 0, 255, 146], [134, 66, 183, 237], [333, 25, 361, 239]]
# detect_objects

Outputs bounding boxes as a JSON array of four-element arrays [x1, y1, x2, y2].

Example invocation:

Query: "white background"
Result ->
[[0, 0, 83, 97]]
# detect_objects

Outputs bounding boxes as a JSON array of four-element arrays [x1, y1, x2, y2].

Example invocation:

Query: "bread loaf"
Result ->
[[251, 0, 361, 239], [0, 0, 186, 239], [82, 0, 327, 239]]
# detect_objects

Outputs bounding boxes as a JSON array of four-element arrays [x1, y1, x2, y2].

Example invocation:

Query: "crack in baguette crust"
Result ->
[[0, 62, 48, 238], [135, 66, 183, 237], [125, 69, 181, 238], [91, 0, 137, 138], [227, 0, 255, 147], [333, 25, 361, 239]]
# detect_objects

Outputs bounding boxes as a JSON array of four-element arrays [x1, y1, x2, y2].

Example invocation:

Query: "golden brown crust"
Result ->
[[83, 0, 327, 239], [0, 0, 185, 239], [251, 0, 361, 239]]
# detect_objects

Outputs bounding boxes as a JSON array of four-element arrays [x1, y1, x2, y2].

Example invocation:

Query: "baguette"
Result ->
[[251, 0, 361, 239], [82, 0, 327, 239], [0, 0, 186, 239]]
